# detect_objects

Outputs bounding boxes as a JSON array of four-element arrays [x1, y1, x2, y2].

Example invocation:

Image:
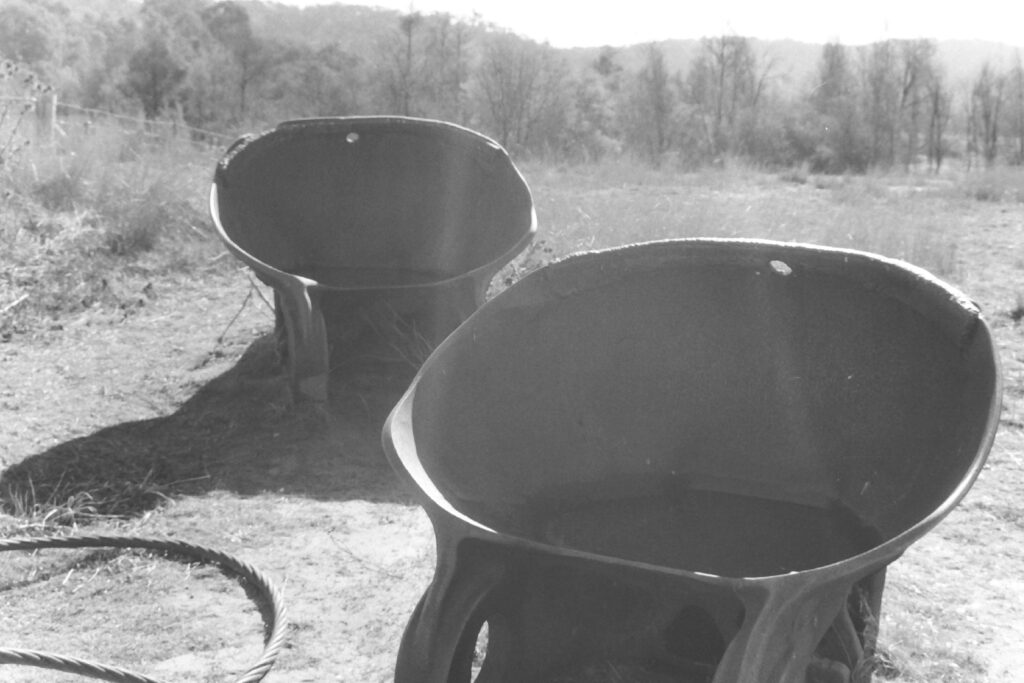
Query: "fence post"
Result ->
[[34, 91, 57, 144]]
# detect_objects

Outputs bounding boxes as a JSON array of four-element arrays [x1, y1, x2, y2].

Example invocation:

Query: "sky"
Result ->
[[279, 0, 1024, 49]]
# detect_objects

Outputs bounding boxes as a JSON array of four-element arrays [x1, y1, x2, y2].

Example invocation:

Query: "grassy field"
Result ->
[[1, 128, 1023, 682]]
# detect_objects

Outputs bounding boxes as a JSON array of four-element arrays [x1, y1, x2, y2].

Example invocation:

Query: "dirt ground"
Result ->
[[1, 191, 1023, 682], [0, 263, 441, 682]]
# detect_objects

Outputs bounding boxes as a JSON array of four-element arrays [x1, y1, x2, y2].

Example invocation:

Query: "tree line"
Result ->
[[2, 0, 1023, 171]]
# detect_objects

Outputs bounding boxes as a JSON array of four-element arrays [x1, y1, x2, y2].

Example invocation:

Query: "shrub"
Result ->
[[960, 167, 1024, 203]]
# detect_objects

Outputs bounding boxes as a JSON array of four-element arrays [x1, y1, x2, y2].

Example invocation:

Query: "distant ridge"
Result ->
[[243, 1, 1021, 90]]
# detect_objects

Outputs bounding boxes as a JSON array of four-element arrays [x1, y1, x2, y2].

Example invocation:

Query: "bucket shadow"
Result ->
[[0, 332, 420, 521]]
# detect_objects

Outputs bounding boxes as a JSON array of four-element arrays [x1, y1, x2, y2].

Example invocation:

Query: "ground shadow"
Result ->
[[0, 331, 422, 521]]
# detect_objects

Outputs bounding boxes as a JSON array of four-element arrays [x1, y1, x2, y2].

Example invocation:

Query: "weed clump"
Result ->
[[0, 60, 50, 173], [1, 114, 223, 337], [1010, 293, 1024, 323]]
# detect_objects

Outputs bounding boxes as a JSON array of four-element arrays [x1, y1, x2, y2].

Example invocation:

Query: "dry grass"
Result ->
[[500, 159, 965, 292], [950, 166, 1024, 203], [1, 121, 225, 340]]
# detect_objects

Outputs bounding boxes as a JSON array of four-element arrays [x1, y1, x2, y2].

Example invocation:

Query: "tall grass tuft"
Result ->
[[1011, 292, 1024, 323]]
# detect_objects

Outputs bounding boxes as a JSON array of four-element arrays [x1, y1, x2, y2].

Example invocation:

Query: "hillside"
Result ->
[[243, 0, 404, 54], [7, 0, 1018, 91], [2, 0, 1022, 170], [241, 1, 1022, 88]]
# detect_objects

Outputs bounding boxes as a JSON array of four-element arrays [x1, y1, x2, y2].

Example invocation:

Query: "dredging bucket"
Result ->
[[211, 116, 535, 400], [383, 239, 1001, 683]]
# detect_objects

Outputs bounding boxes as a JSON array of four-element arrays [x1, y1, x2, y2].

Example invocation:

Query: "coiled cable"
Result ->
[[0, 534, 288, 683]]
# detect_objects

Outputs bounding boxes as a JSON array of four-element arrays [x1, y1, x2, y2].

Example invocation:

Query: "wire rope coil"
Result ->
[[0, 534, 288, 683]]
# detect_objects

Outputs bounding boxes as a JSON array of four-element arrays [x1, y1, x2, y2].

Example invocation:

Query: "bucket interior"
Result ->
[[213, 118, 534, 285], [404, 242, 998, 577]]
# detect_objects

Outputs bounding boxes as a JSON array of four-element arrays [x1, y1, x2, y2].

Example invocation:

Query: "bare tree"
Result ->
[[374, 12, 424, 115], [565, 47, 623, 161], [473, 32, 567, 153], [123, 35, 186, 119], [201, 1, 271, 121], [859, 40, 900, 167], [924, 66, 952, 172], [1007, 50, 1024, 165], [685, 35, 767, 160], [623, 43, 675, 164], [815, 42, 852, 107], [374, 12, 476, 121], [421, 13, 472, 123], [970, 62, 1005, 167], [811, 41, 868, 172], [396, 12, 422, 115], [897, 39, 936, 169]]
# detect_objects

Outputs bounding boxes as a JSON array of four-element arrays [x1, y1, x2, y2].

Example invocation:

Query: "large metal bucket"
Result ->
[[210, 117, 536, 400], [383, 239, 1001, 683]]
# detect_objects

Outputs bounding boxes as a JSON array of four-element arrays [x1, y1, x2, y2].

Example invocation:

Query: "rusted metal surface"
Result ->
[[210, 117, 536, 400], [383, 239, 1001, 683]]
